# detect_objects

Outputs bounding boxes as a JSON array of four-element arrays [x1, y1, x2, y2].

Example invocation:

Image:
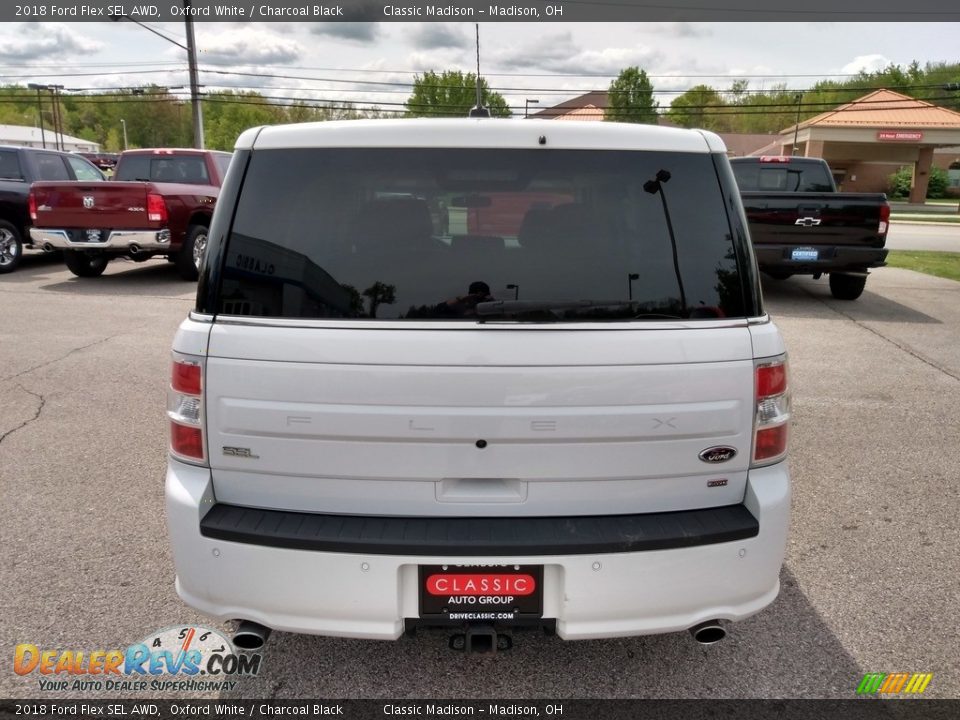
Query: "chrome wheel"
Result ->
[[0, 228, 19, 266], [192, 230, 208, 270]]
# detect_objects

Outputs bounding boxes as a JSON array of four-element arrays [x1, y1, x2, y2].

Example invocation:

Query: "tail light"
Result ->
[[752, 355, 790, 467], [28, 191, 37, 221], [147, 193, 168, 223], [878, 203, 890, 237], [169, 353, 206, 464]]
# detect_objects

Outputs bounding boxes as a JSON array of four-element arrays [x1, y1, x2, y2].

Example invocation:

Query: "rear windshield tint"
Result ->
[[731, 161, 834, 192], [218, 148, 745, 322], [115, 155, 209, 184]]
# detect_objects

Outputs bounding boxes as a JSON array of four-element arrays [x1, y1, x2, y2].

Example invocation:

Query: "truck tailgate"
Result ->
[[31, 181, 153, 229], [740, 191, 887, 247]]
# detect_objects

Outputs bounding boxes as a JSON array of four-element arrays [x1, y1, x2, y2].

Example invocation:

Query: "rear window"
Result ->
[[115, 155, 209, 184], [218, 148, 745, 322], [214, 153, 232, 178], [731, 160, 834, 192], [66, 155, 104, 182]]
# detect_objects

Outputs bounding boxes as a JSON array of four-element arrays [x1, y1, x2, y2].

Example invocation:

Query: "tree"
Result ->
[[605, 67, 658, 124], [202, 90, 283, 150], [667, 85, 730, 130], [405, 71, 511, 118]]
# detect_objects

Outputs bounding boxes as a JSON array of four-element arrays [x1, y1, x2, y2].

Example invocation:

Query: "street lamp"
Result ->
[[26, 83, 47, 149], [120, 119, 128, 150], [525, 98, 539, 118], [792, 93, 802, 156], [110, 1, 204, 149]]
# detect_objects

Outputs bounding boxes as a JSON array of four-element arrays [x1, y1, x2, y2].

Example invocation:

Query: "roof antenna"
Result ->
[[468, 24, 490, 118]]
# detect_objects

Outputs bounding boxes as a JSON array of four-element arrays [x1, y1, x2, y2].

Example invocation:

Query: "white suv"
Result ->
[[166, 119, 790, 651]]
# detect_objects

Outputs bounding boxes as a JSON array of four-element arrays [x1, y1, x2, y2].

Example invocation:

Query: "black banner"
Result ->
[[3, 0, 960, 23], [2, 700, 960, 720]]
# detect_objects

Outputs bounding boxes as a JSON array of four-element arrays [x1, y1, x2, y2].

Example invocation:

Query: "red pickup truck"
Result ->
[[29, 148, 231, 280]]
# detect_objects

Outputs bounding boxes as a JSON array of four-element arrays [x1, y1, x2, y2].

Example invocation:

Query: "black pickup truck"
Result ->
[[0, 145, 104, 273], [730, 156, 890, 300]]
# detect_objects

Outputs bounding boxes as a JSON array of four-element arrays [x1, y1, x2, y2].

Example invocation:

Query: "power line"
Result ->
[[0, 61, 926, 80], [7, 90, 949, 115], [3, 64, 958, 97], [8, 77, 956, 104], [1, 93, 957, 128]]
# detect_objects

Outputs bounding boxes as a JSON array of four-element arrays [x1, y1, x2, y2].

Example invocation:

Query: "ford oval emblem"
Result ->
[[699, 446, 737, 463]]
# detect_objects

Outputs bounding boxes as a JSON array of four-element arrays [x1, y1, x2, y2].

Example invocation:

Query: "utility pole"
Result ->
[[48, 85, 65, 151], [120, 119, 128, 150], [27, 83, 47, 148], [792, 93, 802, 156], [184, 0, 204, 149], [525, 98, 539, 118], [110, 2, 204, 149]]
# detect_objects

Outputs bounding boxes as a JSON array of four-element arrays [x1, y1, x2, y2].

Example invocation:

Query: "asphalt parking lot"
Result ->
[[2, 249, 958, 700]]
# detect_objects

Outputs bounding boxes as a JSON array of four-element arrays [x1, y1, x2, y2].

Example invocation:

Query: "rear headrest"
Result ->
[[519, 204, 607, 252], [353, 198, 434, 253], [153, 163, 180, 182], [517, 207, 554, 250], [181, 163, 206, 183], [550, 203, 601, 242]]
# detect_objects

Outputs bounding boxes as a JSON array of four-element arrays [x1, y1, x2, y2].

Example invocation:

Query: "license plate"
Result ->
[[73, 229, 105, 243], [791, 248, 819, 261], [418, 565, 543, 622]]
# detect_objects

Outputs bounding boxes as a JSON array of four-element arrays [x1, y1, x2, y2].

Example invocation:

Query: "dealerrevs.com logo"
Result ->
[[14, 625, 262, 693], [857, 673, 933, 695]]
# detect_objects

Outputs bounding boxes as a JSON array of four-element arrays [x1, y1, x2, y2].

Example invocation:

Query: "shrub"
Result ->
[[888, 166, 950, 199], [926, 167, 949, 198], [888, 167, 911, 198]]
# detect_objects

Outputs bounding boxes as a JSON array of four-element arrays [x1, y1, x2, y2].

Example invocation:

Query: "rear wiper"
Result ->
[[477, 299, 640, 316]]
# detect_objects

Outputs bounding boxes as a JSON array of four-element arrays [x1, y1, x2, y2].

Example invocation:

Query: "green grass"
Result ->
[[890, 214, 960, 224], [925, 199, 960, 206], [887, 251, 960, 282]]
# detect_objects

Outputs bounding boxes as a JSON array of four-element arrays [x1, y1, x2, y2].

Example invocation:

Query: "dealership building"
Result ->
[[535, 89, 960, 200], [762, 89, 960, 202]]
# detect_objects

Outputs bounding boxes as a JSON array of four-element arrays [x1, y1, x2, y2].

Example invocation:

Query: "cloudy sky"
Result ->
[[0, 22, 954, 114]]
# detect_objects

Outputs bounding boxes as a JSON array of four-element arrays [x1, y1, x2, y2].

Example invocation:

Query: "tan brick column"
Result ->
[[804, 139, 825, 158], [909, 147, 935, 204]]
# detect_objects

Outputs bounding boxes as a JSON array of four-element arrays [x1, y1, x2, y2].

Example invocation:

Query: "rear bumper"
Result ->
[[166, 460, 790, 641], [200, 503, 760, 556], [29, 227, 171, 252], [754, 244, 887, 274]]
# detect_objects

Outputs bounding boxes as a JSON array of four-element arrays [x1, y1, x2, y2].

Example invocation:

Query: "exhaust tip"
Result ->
[[232, 620, 271, 651], [43, 243, 54, 252], [129, 244, 141, 256], [689, 620, 726, 645]]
